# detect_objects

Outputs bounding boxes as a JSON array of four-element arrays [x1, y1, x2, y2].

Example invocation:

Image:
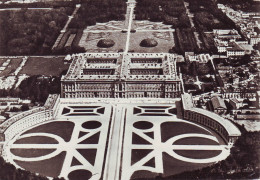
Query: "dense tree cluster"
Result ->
[[217, 0, 260, 12], [0, 75, 62, 104], [0, 8, 72, 55], [0, 156, 66, 180], [187, 0, 237, 31], [134, 0, 199, 54], [68, 0, 126, 29], [0, 0, 77, 8], [184, 0, 238, 53], [135, 0, 190, 28]]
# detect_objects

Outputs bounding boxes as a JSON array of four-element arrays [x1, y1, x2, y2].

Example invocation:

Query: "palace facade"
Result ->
[[61, 53, 182, 98]]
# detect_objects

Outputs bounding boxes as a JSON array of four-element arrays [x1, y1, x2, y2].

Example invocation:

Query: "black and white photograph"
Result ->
[[0, 0, 259, 179]]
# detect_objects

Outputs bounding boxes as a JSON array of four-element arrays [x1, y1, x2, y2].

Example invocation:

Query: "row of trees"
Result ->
[[0, 7, 73, 55]]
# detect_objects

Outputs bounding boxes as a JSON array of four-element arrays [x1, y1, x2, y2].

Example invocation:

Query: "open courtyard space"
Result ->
[[3, 101, 230, 180]]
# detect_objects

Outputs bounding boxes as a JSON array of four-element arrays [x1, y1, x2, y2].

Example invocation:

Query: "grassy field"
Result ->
[[0, 58, 23, 77], [19, 56, 69, 76]]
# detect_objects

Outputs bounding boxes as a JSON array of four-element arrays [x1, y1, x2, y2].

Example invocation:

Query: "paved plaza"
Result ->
[[4, 102, 230, 180]]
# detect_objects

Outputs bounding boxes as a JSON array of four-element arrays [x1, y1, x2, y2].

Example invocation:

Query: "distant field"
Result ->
[[0, 58, 23, 77], [19, 56, 69, 76]]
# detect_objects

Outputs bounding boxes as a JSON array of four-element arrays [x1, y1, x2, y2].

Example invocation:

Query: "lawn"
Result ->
[[161, 152, 214, 177], [0, 58, 23, 77], [11, 149, 56, 158], [128, 31, 174, 53], [14, 151, 66, 178], [23, 121, 74, 142], [130, 152, 215, 180], [14, 136, 58, 144], [174, 137, 219, 145], [68, 170, 92, 180], [160, 121, 211, 142], [19, 56, 69, 76], [174, 150, 222, 159]]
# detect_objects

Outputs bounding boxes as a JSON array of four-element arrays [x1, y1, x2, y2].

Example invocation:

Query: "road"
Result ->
[[103, 104, 126, 180], [124, 0, 136, 53]]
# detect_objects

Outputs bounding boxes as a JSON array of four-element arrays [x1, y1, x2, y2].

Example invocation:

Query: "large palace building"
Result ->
[[61, 53, 182, 98]]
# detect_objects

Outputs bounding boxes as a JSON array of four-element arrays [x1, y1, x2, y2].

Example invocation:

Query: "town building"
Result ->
[[229, 98, 243, 109], [210, 96, 227, 114], [185, 53, 212, 63], [213, 29, 241, 40], [256, 91, 260, 108]]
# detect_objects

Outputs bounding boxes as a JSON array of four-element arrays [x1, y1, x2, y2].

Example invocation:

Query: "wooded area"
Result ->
[[135, 0, 190, 28], [0, 156, 65, 180], [68, 0, 126, 29], [0, 75, 62, 104], [217, 0, 259, 12], [0, 7, 73, 55]]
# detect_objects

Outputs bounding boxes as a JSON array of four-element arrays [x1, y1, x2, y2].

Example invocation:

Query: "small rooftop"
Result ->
[[211, 96, 227, 110], [181, 93, 193, 110]]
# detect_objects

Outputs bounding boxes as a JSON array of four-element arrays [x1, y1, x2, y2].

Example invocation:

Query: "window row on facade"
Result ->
[[184, 110, 229, 143]]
